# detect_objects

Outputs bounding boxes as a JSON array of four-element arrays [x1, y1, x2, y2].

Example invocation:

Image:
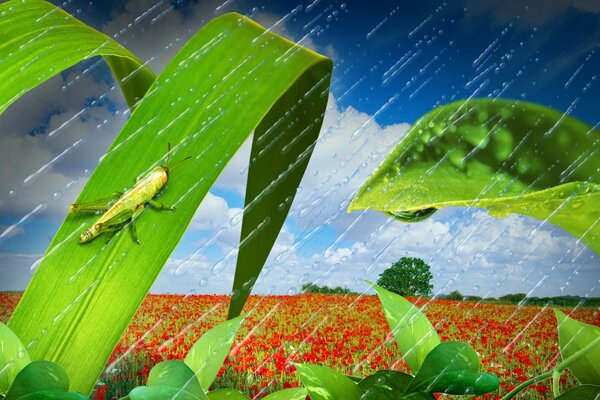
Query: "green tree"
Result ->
[[447, 290, 464, 301], [376, 257, 433, 297]]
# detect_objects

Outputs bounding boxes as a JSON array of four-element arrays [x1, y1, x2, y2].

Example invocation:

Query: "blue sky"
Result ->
[[0, 0, 598, 297]]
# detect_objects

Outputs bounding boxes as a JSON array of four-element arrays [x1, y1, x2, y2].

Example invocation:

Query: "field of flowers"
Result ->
[[1, 292, 598, 399]]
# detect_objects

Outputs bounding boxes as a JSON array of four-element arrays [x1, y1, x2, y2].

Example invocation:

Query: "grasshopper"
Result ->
[[70, 144, 190, 244]]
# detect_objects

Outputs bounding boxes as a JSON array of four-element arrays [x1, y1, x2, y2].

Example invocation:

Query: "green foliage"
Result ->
[[0, 323, 31, 395], [128, 361, 207, 400], [184, 314, 245, 389], [294, 363, 363, 400], [349, 99, 600, 255], [555, 385, 600, 399], [376, 257, 433, 297], [498, 293, 527, 303], [370, 282, 440, 374], [447, 291, 464, 301], [4, 361, 86, 400], [4, 1, 331, 393], [406, 342, 499, 395], [301, 283, 357, 294], [554, 309, 600, 385]]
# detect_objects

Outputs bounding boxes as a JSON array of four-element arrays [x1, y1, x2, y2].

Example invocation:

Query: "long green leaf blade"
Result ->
[[349, 99, 600, 254], [8, 11, 331, 394], [0, 0, 155, 112], [295, 363, 363, 400], [370, 282, 440, 374], [554, 309, 600, 384]]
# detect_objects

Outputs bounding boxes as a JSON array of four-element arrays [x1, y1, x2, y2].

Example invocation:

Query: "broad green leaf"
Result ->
[[184, 315, 245, 389], [406, 342, 499, 395], [5, 360, 85, 400], [555, 385, 600, 399], [262, 388, 308, 400], [0, 0, 155, 113], [129, 361, 207, 400], [0, 323, 31, 395], [370, 282, 440, 373], [357, 370, 435, 400], [7, 7, 331, 396], [555, 309, 600, 384], [207, 389, 250, 399], [349, 99, 600, 255], [295, 363, 362, 400]]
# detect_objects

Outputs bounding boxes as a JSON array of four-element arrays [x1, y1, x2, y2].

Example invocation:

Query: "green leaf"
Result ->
[[129, 361, 207, 400], [0, 0, 155, 113], [5, 360, 86, 400], [7, 7, 331, 396], [184, 314, 245, 389], [554, 309, 600, 384], [406, 342, 499, 395], [261, 388, 308, 400], [357, 370, 435, 400], [555, 385, 600, 399], [295, 363, 362, 400], [206, 389, 250, 399], [349, 99, 600, 255], [370, 282, 440, 373], [0, 323, 31, 395]]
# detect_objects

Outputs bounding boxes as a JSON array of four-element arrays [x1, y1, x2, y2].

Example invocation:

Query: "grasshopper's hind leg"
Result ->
[[148, 199, 176, 211], [70, 192, 123, 214]]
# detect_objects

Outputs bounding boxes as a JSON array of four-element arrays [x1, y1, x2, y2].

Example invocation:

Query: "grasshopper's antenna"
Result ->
[[166, 142, 172, 169], [169, 156, 192, 173]]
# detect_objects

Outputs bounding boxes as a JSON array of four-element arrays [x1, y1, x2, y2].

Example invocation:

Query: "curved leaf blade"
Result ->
[[0, 323, 31, 395], [0, 0, 155, 113], [370, 282, 440, 374], [555, 309, 600, 384], [350, 99, 600, 254], [295, 363, 362, 400], [406, 342, 499, 395], [184, 314, 245, 389], [8, 10, 331, 394]]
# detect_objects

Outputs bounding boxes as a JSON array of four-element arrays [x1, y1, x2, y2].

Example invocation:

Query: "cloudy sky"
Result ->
[[0, 0, 598, 298]]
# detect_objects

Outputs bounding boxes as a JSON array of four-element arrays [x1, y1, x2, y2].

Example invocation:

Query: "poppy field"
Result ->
[[1, 292, 597, 399]]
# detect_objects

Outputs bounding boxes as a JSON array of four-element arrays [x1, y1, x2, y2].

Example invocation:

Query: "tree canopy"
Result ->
[[376, 257, 433, 297]]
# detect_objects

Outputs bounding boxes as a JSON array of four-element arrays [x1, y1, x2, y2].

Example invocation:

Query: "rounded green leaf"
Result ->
[[295, 363, 362, 400], [16, 390, 87, 400], [261, 388, 308, 400], [0, 323, 31, 395], [358, 370, 435, 400], [555, 384, 600, 399], [554, 309, 600, 384], [184, 315, 245, 389], [207, 389, 251, 399], [145, 361, 206, 398], [349, 99, 600, 255], [130, 386, 203, 400], [406, 342, 499, 395], [5, 360, 69, 400], [370, 283, 440, 374]]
